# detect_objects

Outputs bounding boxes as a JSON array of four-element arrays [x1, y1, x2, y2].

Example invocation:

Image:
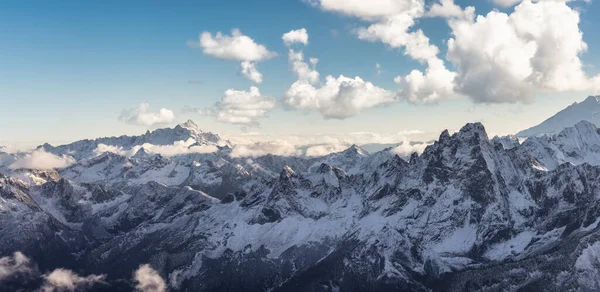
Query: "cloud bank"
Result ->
[[94, 138, 218, 158], [8, 150, 75, 170]]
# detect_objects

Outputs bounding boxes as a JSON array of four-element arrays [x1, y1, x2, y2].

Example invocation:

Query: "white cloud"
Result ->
[[119, 103, 175, 127], [134, 264, 166, 292], [446, 0, 596, 103], [93, 139, 218, 158], [240, 61, 263, 83], [284, 41, 395, 118], [197, 86, 276, 125], [357, 13, 438, 63], [282, 28, 309, 46], [309, 0, 424, 20], [191, 29, 276, 62], [0, 252, 33, 281], [392, 140, 429, 156], [284, 75, 397, 119], [289, 49, 320, 84], [226, 128, 430, 157], [308, 0, 452, 105], [230, 141, 300, 157], [42, 269, 105, 292], [397, 58, 457, 103], [375, 63, 382, 74], [310, 0, 597, 104], [190, 29, 276, 83], [492, 0, 525, 7], [9, 150, 75, 170], [0, 252, 105, 291], [427, 0, 475, 19], [305, 144, 350, 157]]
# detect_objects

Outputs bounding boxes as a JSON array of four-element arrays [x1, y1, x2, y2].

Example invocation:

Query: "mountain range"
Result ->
[[2, 112, 600, 290]]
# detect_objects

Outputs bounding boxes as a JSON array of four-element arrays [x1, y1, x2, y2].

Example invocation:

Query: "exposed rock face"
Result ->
[[3, 122, 600, 291]]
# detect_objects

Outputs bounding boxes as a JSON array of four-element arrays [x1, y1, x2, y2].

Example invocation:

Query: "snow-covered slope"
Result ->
[[4, 121, 600, 291], [517, 95, 600, 137], [40, 120, 228, 160]]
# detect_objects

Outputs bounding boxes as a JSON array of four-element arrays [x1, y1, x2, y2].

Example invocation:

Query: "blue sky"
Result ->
[[1, 0, 599, 147]]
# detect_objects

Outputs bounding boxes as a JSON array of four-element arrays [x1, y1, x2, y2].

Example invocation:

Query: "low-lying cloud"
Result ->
[[8, 150, 75, 170], [227, 130, 431, 157], [0, 252, 167, 292], [94, 138, 218, 158], [134, 264, 167, 292]]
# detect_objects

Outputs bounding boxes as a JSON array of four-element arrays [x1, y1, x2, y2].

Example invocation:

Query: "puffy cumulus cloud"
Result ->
[[306, 0, 458, 105], [288, 49, 320, 85], [395, 58, 457, 103], [491, 0, 590, 8], [189, 29, 276, 84], [230, 141, 300, 158], [308, 0, 424, 20], [240, 61, 263, 83], [93, 139, 218, 158], [42, 269, 105, 292], [311, 0, 598, 105], [282, 28, 309, 46], [198, 86, 276, 125], [283, 33, 396, 117], [357, 13, 437, 63], [426, 0, 475, 19], [284, 75, 397, 119], [9, 150, 75, 170], [0, 252, 33, 281], [355, 5, 458, 103], [191, 29, 276, 62], [134, 264, 166, 292], [446, 0, 596, 103], [119, 103, 175, 127], [313, 0, 455, 104], [492, 0, 525, 7]]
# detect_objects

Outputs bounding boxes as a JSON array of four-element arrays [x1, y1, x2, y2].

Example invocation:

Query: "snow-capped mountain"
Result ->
[[40, 120, 228, 160], [517, 95, 600, 137], [4, 121, 600, 291]]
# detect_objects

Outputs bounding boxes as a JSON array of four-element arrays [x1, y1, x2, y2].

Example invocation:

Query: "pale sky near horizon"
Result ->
[[2, 0, 600, 149]]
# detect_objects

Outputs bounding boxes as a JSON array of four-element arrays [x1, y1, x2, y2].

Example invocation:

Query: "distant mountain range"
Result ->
[[517, 95, 600, 137], [3, 106, 600, 290]]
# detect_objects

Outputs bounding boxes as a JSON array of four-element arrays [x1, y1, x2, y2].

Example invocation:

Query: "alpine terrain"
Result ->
[[2, 120, 600, 291]]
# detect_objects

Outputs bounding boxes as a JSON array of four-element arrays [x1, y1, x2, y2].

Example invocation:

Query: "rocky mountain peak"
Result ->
[[280, 165, 296, 179], [316, 163, 333, 174], [180, 119, 201, 131], [343, 144, 369, 157], [582, 95, 600, 105], [457, 122, 489, 142]]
